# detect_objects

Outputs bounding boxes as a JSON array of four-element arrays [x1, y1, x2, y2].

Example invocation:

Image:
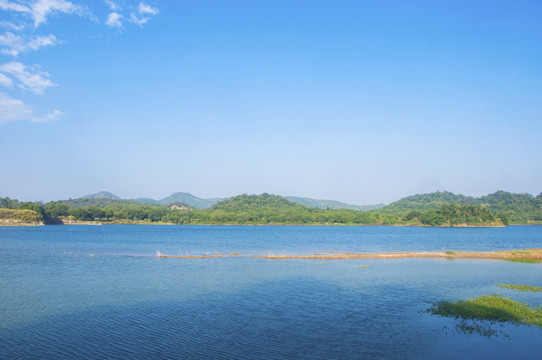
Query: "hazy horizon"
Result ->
[[1, 1, 541, 204]]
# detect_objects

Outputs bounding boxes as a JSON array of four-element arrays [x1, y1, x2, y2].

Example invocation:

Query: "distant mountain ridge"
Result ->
[[82, 191, 120, 200], [76, 191, 375, 210], [75, 192, 225, 209], [156, 192, 227, 208], [286, 196, 385, 211]]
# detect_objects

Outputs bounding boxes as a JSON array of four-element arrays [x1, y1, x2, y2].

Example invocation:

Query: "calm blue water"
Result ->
[[1, 225, 541, 359]]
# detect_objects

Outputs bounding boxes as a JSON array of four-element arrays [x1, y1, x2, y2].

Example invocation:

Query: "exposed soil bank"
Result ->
[[0, 219, 43, 226]]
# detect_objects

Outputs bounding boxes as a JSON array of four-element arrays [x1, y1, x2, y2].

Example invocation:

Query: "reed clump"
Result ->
[[427, 294, 542, 327]]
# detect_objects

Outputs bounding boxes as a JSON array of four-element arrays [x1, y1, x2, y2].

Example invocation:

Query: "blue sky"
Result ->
[[1, 0, 541, 204]]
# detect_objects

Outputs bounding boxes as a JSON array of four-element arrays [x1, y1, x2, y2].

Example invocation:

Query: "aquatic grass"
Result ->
[[445, 250, 456, 255], [511, 249, 542, 255], [503, 258, 542, 264], [355, 265, 371, 268], [497, 283, 542, 292], [427, 294, 542, 327]]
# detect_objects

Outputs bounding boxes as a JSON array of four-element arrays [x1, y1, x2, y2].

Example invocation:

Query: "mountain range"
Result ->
[[79, 191, 382, 211]]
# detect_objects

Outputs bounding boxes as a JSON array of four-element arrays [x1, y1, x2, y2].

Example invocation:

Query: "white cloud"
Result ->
[[138, 2, 158, 15], [27, 34, 56, 50], [129, 13, 149, 26], [104, 0, 121, 11], [130, 2, 159, 26], [0, 0, 30, 13], [0, 32, 57, 56], [0, 92, 63, 124], [45, 108, 63, 120], [106, 12, 123, 28], [0, 20, 26, 31], [30, 0, 84, 28], [0, 73, 13, 87], [0, 62, 55, 94], [0, 32, 21, 55], [0, 0, 159, 126]]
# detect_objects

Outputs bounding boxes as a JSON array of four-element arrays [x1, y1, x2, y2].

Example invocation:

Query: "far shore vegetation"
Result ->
[[2, 189, 541, 226]]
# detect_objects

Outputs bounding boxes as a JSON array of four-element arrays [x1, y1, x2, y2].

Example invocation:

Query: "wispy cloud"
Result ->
[[0, 32, 57, 56], [0, 20, 26, 31], [129, 12, 149, 26], [0, 0, 30, 13], [0, 0, 85, 28], [130, 2, 159, 26], [27, 33, 56, 50], [104, 0, 121, 11], [0, 62, 55, 94], [0, 72, 13, 87], [30, 0, 84, 28], [138, 2, 158, 15], [106, 12, 123, 28], [0, 91, 63, 124], [0, 1, 160, 125]]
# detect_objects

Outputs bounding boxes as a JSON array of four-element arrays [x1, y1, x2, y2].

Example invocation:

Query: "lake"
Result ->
[[1, 225, 541, 359]]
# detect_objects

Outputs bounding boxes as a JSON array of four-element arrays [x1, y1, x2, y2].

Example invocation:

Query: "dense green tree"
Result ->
[[44, 202, 70, 218]]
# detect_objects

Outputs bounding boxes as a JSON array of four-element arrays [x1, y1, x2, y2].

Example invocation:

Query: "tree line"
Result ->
[[0, 194, 509, 226]]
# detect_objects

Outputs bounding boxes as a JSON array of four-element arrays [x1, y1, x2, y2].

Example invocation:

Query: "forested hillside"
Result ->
[[478, 191, 542, 223], [380, 191, 477, 214], [380, 190, 541, 224]]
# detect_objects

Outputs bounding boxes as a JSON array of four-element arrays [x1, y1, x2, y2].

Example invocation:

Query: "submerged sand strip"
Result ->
[[157, 249, 542, 260]]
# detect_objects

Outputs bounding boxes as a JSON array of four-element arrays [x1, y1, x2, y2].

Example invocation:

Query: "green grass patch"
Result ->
[[355, 265, 371, 268], [503, 258, 542, 264], [427, 294, 542, 327], [497, 283, 542, 292], [445, 250, 456, 255], [511, 249, 541, 255]]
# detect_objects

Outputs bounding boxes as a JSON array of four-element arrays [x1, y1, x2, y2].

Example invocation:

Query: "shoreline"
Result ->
[[157, 248, 542, 261], [0, 221, 523, 227]]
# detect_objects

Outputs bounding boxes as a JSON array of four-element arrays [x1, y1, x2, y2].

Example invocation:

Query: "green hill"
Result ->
[[212, 193, 306, 212], [380, 190, 542, 224], [379, 191, 477, 215], [479, 191, 542, 224], [204, 193, 375, 225]]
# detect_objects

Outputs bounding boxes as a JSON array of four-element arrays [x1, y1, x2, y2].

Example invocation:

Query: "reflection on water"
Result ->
[[1, 226, 541, 359]]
